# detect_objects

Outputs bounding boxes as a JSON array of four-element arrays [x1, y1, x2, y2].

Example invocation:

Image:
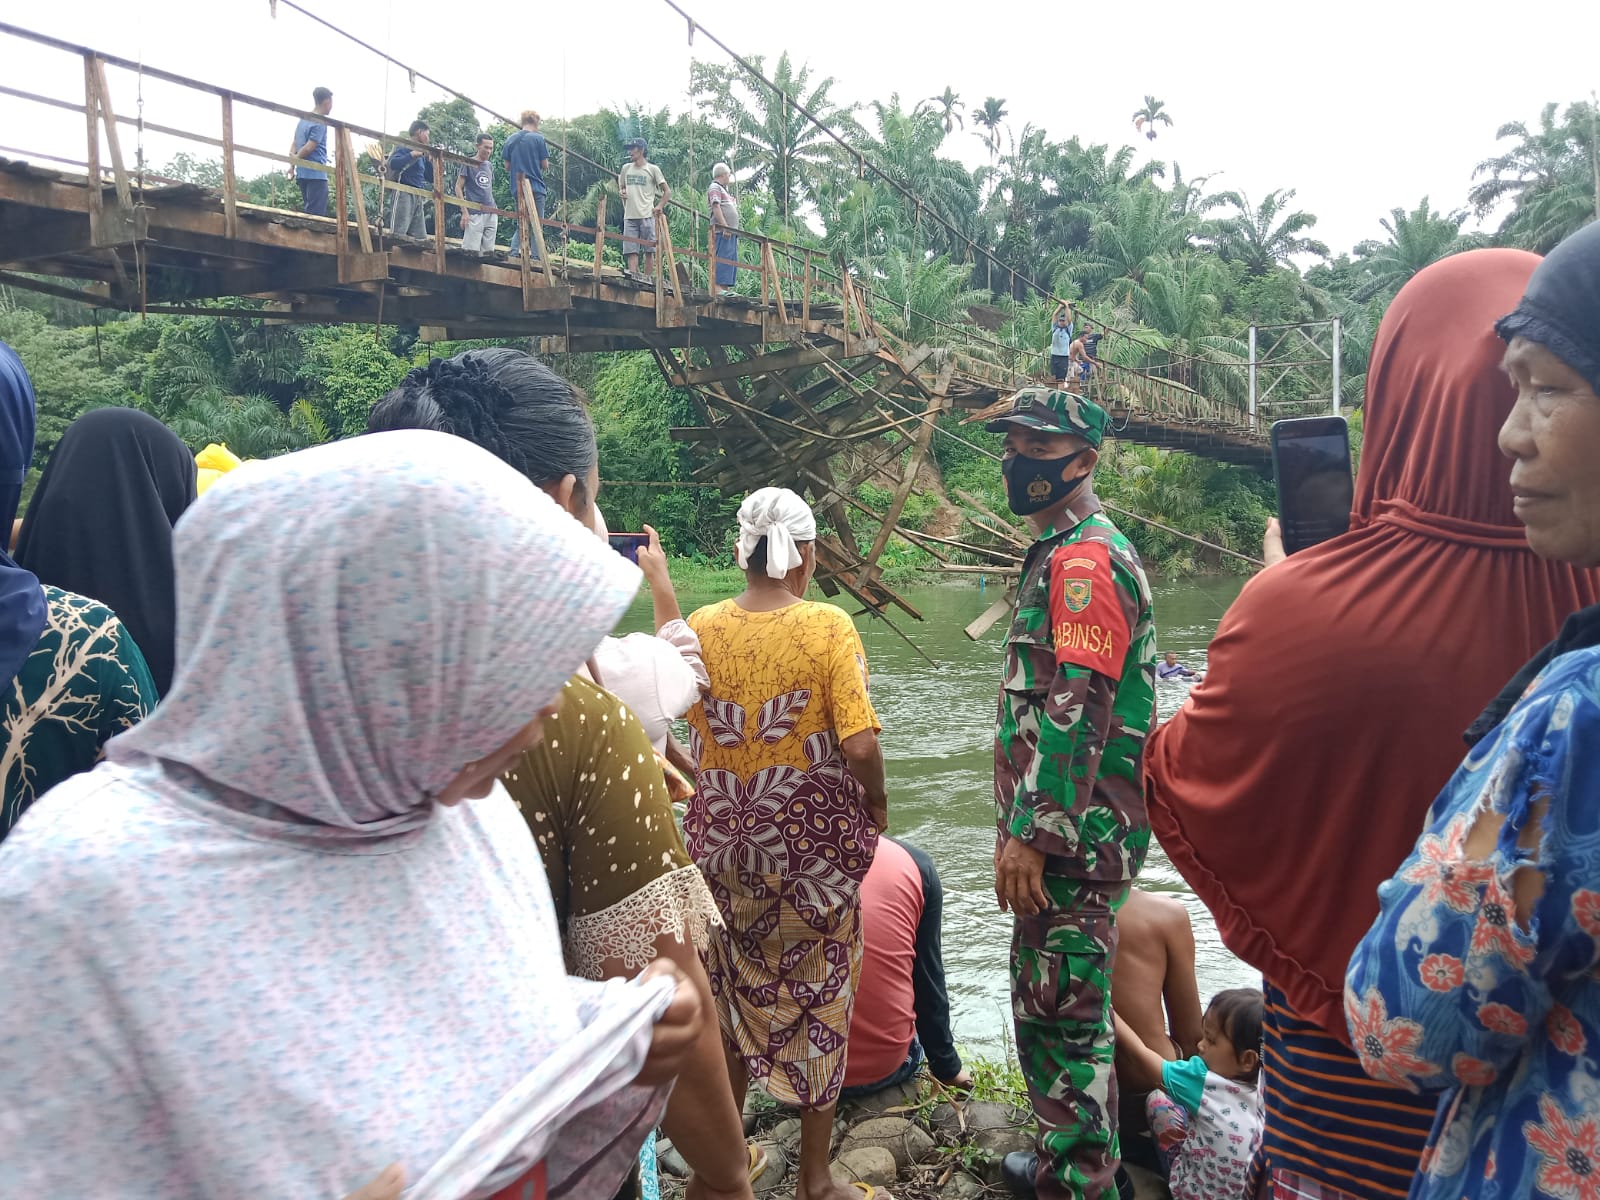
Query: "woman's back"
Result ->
[[685, 598, 875, 775]]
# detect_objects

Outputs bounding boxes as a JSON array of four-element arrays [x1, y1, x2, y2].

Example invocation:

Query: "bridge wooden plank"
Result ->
[[680, 345, 832, 387]]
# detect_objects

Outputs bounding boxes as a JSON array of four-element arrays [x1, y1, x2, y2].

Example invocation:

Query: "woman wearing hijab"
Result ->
[[0, 430, 705, 1199], [684, 486, 890, 1200], [0, 345, 155, 837], [1346, 222, 1600, 1200], [1143, 249, 1600, 1200], [368, 351, 756, 1200], [16, 405, 197, 696]]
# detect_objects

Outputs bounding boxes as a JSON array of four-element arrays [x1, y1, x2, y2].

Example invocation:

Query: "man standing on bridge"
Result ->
[[619, 138, 670, 282], [457, 133, 498, 253], [386, 120, 433, 241], [288, 86, 333, 217], [987, 386, 1157, 1200], [504, 111, 549, 259]]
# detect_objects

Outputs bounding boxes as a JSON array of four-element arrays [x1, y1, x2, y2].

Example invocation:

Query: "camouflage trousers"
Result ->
[[1011, 878, 1128, 1200]]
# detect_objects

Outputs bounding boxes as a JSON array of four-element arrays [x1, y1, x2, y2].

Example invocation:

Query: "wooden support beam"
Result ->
[[681, 345, 830, 387], [220, 93, 238, 240], [338, 128, 372, 254], [592, 194, 607, 298], [82, 56, 101, 237], [89, 57, 131, 209], [432, 149, 448, 274], [861, 365, 951, 583], [0, 270, 112, 306], [653, 217, 692, 330]]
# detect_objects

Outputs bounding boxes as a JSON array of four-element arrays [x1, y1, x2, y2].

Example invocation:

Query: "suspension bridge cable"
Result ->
[[266, 2, 1227, 391], [274, 0, 1208, 376]]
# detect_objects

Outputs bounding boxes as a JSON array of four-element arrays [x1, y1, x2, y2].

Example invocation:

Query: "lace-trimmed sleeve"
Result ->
[[564, 863, 721, 981]]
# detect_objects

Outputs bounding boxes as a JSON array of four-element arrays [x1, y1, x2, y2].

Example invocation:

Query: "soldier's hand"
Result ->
[[996, 838, 1050, 916]]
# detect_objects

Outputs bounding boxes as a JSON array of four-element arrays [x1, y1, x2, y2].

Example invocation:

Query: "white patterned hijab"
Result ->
[[109, 429, 640, 849]]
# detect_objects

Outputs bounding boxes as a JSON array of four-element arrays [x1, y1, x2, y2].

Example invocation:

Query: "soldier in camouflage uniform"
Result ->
[[986, 387, 1157, 1200]]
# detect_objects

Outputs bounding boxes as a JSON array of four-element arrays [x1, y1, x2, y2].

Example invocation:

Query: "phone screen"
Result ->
[[608, 533, 649, 564], [1273, 418, 1354, 555]]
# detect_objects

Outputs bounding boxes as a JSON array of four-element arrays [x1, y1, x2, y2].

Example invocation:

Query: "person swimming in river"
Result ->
[[1157, 652, 1198, 680]]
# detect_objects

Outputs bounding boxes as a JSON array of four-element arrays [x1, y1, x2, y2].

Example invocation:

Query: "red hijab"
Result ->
[[1145, 249, 1600, 1042]]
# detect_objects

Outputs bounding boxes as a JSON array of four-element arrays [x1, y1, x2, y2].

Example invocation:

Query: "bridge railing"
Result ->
[[0, 21, 884, 330], [0, 19, 1257, 442]]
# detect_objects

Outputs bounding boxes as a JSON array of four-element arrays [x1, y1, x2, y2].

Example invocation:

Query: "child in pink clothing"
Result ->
[[1113, 987, 1265, 1200]]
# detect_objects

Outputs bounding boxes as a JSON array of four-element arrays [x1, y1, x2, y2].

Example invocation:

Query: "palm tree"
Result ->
[[1471, 101, 1599, 251], [973, 97, 1009, 162], [1138, 256, 1248, 400], [166, 394, 319, 459], [1352, 198, 1480, 302], [870, 251, 991, 344], [690, 56, 862, 222], [858, 95, 982, 254], [924, 87, 965, 136], [1065, 183, 1200, 310], [1132, 96, 1173, 142], [1212, 188, 1330, 275]]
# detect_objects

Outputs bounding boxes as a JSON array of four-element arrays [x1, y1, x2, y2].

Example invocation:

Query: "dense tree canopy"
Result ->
[[5, 65, 1596, 574]]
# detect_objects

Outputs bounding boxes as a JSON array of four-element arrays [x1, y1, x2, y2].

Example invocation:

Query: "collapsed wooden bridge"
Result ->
[[0, 22, 1276, 624]]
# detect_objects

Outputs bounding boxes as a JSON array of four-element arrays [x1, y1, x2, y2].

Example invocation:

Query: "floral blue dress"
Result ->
[[1346, 645, 1600, 1200]]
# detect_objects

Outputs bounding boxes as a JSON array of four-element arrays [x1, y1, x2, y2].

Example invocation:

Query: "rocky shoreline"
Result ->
[[657, 1076, 1170, 1200]]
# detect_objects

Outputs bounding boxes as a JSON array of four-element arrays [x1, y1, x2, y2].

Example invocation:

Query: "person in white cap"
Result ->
[[588, 506, 708, 756], [708, 162, 739, 297], [684, 486, 894, 1200]]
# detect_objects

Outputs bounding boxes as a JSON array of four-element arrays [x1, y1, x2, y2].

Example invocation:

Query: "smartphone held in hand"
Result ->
[[1271, 416, 1354, 556], [608, 533, 650, 564]]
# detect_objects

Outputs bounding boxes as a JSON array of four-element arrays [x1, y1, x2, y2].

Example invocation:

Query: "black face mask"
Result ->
[[1002, 449, 1092, 516]]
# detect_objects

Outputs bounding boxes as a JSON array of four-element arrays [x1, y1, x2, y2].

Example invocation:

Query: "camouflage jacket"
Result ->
[[994, 491, 1157, 883]]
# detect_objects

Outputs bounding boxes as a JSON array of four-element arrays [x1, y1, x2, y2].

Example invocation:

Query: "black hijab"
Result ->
[[0, 342, 46, 690], [16, 407, 196, 696], [1495, 219, 1600, 398], [1468, 222, 1600, 744]]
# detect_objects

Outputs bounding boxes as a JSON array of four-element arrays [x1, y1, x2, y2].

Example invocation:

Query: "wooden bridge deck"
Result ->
[[0, 159, 856, 351], [0, 20, 1276, 629]]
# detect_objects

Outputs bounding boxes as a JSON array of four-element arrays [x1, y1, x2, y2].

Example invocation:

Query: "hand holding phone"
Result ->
[[1271, 417, 1354, 556], [608, 532, 650, 564]]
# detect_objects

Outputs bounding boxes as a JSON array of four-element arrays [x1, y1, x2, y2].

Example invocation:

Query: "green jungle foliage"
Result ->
[[2, 85, 1592, 573]]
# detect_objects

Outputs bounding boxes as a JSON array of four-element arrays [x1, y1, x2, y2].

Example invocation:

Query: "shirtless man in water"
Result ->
[[1112, 889, 1203, 1059]]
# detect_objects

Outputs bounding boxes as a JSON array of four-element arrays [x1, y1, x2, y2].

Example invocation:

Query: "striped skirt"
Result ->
[[1250, 981, 1437, 1200]]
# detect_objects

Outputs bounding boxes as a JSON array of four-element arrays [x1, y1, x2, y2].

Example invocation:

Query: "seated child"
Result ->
[[1112, 987, 1264, 1200]]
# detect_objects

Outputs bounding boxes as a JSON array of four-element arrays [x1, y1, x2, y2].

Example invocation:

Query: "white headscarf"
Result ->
[[110, 429, 640, 849], [736, 486, 816, 579]]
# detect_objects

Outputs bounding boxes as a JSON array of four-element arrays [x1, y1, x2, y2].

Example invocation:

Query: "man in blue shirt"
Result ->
[[503, 110, 550, 258], [386, 120, 433, 240], [287, 87, 333, 217], [456, 134, 499, 253]]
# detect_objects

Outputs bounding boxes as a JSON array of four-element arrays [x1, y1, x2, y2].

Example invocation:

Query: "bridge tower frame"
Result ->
[[1247, 317, 1344, 432]]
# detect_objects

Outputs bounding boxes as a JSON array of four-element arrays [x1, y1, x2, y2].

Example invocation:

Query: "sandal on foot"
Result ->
[[848, 1185, 895, 1200], [746, 1143, 770, 1184]]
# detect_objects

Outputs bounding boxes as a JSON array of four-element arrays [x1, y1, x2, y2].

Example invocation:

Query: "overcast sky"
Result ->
[[4, 0, 1596, 257]]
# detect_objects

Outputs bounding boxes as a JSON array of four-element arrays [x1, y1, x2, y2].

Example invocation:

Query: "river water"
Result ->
[[624, 576, 1257, 1059]]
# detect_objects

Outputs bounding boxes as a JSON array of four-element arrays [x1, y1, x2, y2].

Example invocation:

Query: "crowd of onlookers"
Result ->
[[1, 68, 1599, 1200], [285, 86, 741, 290]]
